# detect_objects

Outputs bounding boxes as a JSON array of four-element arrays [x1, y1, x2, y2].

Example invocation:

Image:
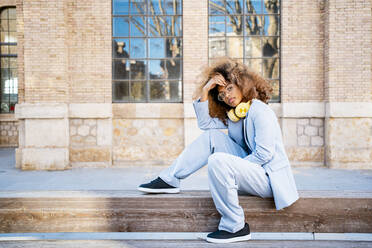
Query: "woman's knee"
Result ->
[[208, 152, 229, 175]]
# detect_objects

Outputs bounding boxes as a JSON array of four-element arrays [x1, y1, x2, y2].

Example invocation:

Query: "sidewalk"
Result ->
[[1, 148, 372, 191]]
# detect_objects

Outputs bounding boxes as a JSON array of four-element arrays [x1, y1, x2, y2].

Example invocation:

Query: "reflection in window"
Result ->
[[112, 0, 183, 102], [0, 7, 17, 113], [209, 0, 280, 102]]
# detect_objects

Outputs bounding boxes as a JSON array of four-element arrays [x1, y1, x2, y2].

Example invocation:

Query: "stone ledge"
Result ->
[[69, 103, 112, 119], [326, 102, 372, 118], [15, 103, 68, 119], [282, 102, 325, 118], [0, 114, 17, 121], [113, 103, 184, 119]]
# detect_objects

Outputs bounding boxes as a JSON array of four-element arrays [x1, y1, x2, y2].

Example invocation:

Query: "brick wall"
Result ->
[[21, 0, 111, 103], [325, 0, 371, 102], [183, 0, 208, 103], [66, 0, 111, 103], [281, 0, 325, 102]]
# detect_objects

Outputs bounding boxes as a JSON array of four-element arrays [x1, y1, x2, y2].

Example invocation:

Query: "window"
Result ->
[[209, 0, 280, 102], [0, 7, 17, 113], [112, 0, 183, 103]]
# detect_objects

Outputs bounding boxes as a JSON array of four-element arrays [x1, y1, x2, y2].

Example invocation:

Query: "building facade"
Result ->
[[0, 0, 371, 170]]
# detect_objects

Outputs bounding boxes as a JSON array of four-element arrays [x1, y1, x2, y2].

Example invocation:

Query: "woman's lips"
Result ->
[[228, 98, 235, 104]]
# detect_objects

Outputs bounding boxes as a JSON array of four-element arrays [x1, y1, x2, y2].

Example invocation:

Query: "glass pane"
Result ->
[[209, 37, 226, 58], [112, 39, 130, 58], [130, 16, 146, 36], [149, 16, 181, 36], [0, 102, 9, 113], [131, 81, 146, 101], [9, 45, 17, 54], [164, 59, 181, 79], [10, 68, 17, 78], [262, 37, 279, 56], [148, 16, 163, 36], [8, 32, 16, 43], [0, 32, 7, 42], [245, 15, 262, 35], [264, 0, 279, 14], [150, 80, 181, 101], [163, 0, 182, 15], [150, 81, 167, 100], [113, 17, 129, 37], [226, 37, 243, 58], [1, 20, 8, 32], [245, 36, 261, 57], [9, 58, 17, 68], [113, 59, 130, 79], [166, 38, 182, 58], [148, 0, 160, 14], [112, 81, 130, 101], [9, 19, 16, 32], [226, 0, 243, 15], [263, 15, 279, 35], [209, 0, 225, 15], [167, 16, 181, 36], [0, 9, 8, 19], [1, 58, 9, 68], [209, 16, 225, 36], [149, 0, 181, 15], [263, 57, 279, 79], [130, 38, 146, 58], [130, 59, 146, 80], [244, 58, 262, 75], [268, 79, 279, 102], [130, 0, 147, 15], [113, 0, 129, 15], [8, 8, 16, 19], [226, 15, 243, 36], [245, 0, 262, 14], [1, 68, 9, 79], [3, 77, 17, 94], [1, 45, 8, 54], [169, 80, 182, 101], [149, 38, 165, 58], [149, 59, 165, 79]]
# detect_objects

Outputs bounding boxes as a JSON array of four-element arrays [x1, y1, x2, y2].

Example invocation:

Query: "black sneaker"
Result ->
[[206, 223, 251, 243], [137, 177, 180, 194]]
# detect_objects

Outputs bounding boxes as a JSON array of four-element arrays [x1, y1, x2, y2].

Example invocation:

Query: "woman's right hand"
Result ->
[[201, 74, 227, 101]]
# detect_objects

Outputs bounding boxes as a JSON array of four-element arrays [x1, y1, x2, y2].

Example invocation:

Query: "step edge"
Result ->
[[0, 190, 371, 198], [0, 232, 372, 241]]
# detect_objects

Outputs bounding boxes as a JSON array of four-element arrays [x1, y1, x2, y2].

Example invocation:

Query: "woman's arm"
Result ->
[[193, 99, 227, 130], [244, 107, 276, 165], [193, 73, 228, 130]]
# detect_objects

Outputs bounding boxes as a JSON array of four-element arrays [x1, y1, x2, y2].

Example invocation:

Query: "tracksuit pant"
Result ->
[[159, 129, 273, 233]]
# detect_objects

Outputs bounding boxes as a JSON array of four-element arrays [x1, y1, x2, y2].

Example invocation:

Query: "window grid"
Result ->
[[208, 0, 281, 102], [112, 1, 183, 103], [0, 7, 17, 114]]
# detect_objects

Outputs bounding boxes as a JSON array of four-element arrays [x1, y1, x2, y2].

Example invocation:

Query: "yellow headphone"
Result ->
[[227, 100, 252, 122]]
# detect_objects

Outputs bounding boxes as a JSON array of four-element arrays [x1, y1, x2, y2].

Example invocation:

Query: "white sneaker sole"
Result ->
[[137, 187, 180, 194], [206, 234, 251, 243]]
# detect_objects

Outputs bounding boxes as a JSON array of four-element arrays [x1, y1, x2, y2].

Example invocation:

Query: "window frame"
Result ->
[[111, 0, 184, 103], [0, 6, 18, 114], [208, 0, 281, 103]]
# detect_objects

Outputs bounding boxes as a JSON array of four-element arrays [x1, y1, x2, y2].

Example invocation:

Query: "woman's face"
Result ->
[[217, 83, 243, 107]]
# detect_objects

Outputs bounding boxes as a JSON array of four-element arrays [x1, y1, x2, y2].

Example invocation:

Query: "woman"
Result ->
[[138, 57, 299, 243]]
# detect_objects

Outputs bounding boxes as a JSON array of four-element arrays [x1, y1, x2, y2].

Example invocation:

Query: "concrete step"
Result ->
[[0, 190, 371, 233], [1, 240, 372, 248]]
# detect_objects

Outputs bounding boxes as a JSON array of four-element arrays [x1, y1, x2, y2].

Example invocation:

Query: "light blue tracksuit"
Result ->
[[159, 98, 299, 233]]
